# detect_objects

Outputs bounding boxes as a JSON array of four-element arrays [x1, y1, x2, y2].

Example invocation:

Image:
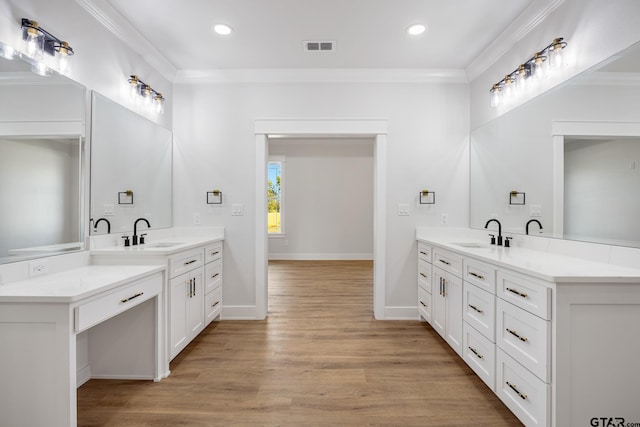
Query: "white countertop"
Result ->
[[416, 230, 640, 283], [0, 264, 165, 303], [90, 234, 223, 257]]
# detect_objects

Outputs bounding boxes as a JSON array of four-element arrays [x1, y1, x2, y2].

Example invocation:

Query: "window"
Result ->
[[268, 159, 284, 234]]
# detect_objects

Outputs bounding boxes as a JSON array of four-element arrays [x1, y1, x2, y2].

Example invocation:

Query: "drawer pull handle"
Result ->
[[184, 259, 197, 266], [419, 273, 427, 278], [121, 292, 144, 303], [468, 304, 484, 314], [419, 251, 428, 256], [211, 273, 220, 279], [211, 301, 220, 308], [210, 251, 220, 256], [506, 381, 528, 400], [506, 287, 528, 298], [469, 271, 485, 280], [506, 328, 528, 342], [420, 301, 427, 308], [438, 259, 451, 266], [468, 346, 484, 359]]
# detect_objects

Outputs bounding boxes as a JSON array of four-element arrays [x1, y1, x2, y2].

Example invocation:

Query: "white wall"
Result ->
[[564, 138, 640, 246], [173, 81, 469, 316], [0, 0, 172, 128], [470, 0, 640, 130], [268, 138, 374, 260]]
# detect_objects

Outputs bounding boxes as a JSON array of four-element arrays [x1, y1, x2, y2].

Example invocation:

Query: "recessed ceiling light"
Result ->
[[213, 24, 233, 36], [406, 24, 427, 36]]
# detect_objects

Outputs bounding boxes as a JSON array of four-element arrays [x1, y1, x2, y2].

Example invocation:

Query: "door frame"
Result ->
[[254, 119, 388, 319]]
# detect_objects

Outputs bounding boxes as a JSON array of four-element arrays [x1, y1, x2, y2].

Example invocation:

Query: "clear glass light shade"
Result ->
[[154, 96, 165, 114], [549, 47, 564, 70], [490, 86, 502, 107], [532, 54, 547, 80], [31, 61, 53, 76], [0, 43, 16, 60], [503, 76, 515, 104], [142, 86, 153, 108], [23, 25, 44, 59], [128, 78, 140, 100]]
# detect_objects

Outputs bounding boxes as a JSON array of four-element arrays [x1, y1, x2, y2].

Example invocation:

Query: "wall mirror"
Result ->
[[0, 41, 86, 264], [90, 92, 172, 235], [470, 39, 640, 248]]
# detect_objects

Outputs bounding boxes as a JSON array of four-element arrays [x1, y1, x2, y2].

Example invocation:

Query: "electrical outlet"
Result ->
[[441, 213, 449, 224], [398, 204, 410, 216], [29, 260, 49, 277], [530, 205, 542, 217], [193, 212, 201, 224], [103, 204, 115, 216]]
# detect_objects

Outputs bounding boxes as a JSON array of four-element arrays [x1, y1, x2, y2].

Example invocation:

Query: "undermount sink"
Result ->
[[144, 242, 184, 248], [452, 242, 486, 248]]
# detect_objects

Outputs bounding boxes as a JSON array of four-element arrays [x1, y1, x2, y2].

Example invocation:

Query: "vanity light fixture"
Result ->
[[419, 190, 436, 204], [127, 75, 165, 114], [490, 37, 567, 108], [20, 18, 74, 76]]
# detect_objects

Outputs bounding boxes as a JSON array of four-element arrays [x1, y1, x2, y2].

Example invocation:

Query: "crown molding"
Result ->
[[465, 0, 566, 82], [575, 71, 640, 86], [74, 0, 177, 81], [174, 68, 468, 84]]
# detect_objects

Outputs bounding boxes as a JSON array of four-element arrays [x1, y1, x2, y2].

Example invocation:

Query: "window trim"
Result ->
[[268, 155, 285, 236]]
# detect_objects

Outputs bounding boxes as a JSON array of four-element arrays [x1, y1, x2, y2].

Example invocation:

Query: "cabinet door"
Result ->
[[432, 267, 447, 339], [444, 272, 463, 356], [170, 273, 189, 360], [187, 269, 205, 342]]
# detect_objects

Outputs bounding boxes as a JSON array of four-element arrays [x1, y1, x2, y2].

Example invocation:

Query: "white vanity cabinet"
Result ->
[[169, 248, 205, 360], [417, 242, 433, 323], [91, 236, 224, 362], [431, 248, 463, 356]]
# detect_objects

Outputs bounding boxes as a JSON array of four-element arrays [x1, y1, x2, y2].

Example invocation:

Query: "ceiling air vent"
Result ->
[[303, 41, 336, 52]]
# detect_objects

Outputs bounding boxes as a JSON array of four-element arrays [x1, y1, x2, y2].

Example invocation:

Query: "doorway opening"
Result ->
[[254, 120, 388, 319]]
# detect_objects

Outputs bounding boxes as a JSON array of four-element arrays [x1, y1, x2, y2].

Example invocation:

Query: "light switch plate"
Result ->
[[232, 204, 244, 216], [530, 204, 542, 217], [103, 204, 115, 216]]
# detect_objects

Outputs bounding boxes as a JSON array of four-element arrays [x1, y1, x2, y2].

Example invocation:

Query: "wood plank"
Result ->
[[77, 260, 521, 426]]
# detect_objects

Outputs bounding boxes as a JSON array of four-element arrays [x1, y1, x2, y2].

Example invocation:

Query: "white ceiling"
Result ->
[[102, 0, 534, 72]]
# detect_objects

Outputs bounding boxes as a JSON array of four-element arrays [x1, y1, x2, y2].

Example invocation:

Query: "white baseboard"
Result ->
[[268, 253, 373, 261], [76, 364, 91, 388], [221, 305, 263, 320], [383, 306, 420, 320]]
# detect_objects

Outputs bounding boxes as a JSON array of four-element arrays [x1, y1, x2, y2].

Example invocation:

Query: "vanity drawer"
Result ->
[[496, 299, 550, 382], [463, 258, 496, 294], [418, 259, 432, 291], [205, 286, 222, 325], [463, 281, 496, 342], [496, 349, 550, 427], [497, 269, 551, 320], [417, 242, 432, 263], [463, 322, 496, 391], [205, 241, 223, 263], [204, 258, 223, 294], [418, 286, 432, 323], [169, 248, 204, 278], [432, 248, 462, 277], [74, 273, 162, 333]]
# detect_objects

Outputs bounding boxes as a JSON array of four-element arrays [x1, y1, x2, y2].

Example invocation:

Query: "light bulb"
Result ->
[[56, 41, 72, 75], [22, 20, 44, 59], [503, 75, 515, 104], [490, 84, 502, 108], [532, 52, 547, 80], [142, 85, 153, 109], [549, 38, 566, 70], [128, 76, 140, 100], [153, 93, 164, 114]]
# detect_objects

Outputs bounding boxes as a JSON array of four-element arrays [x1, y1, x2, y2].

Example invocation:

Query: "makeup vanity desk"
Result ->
[[0, 264, 167, 427]]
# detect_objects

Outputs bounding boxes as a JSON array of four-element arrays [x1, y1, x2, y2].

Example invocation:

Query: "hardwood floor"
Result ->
[[77, 260, 522, 426]]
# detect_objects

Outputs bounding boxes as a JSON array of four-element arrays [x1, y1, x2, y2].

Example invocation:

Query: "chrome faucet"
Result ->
[[93, 217, 111, 234], [484, 219, 503, 246], [526, 219, 543, 235], [133, 218, 150, 245]]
